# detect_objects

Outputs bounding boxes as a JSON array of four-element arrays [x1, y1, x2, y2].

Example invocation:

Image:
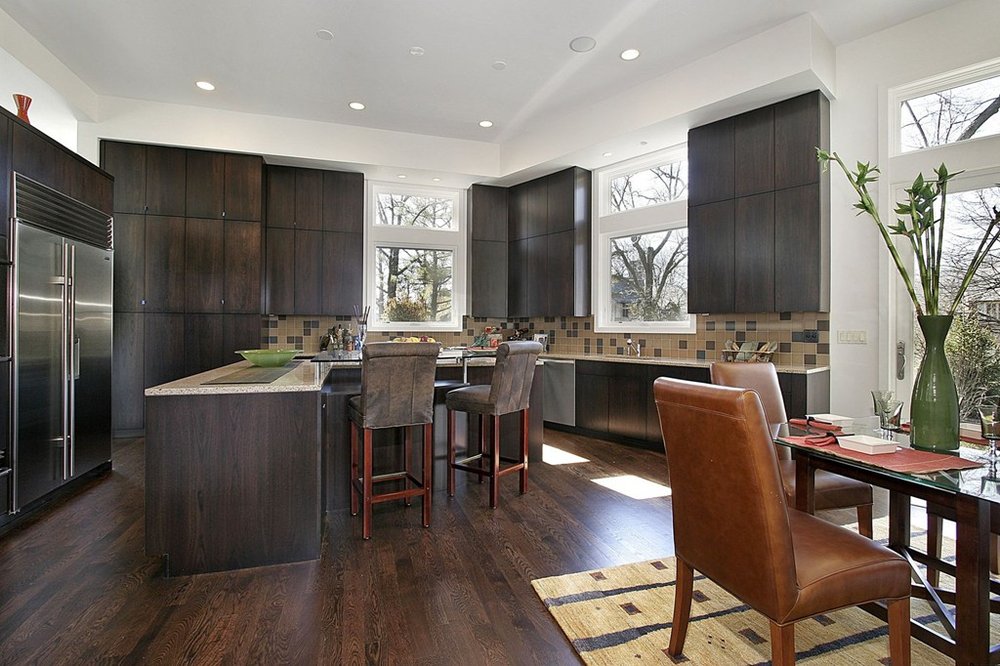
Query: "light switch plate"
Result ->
[[837, 330, 868, 344]]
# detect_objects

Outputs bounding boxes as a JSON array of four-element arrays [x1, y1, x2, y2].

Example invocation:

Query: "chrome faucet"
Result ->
[[626, 338, 641, 357]]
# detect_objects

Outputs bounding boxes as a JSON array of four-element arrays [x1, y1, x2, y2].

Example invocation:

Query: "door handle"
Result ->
[[896, 341, 906, 381], [73, 337, 80, 379]]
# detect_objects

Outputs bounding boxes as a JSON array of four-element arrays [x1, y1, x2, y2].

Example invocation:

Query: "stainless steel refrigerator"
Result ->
[[11, 174, 113, 512]]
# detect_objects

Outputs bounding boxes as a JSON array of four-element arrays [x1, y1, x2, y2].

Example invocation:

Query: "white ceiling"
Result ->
[[0, 0, 964, 148]]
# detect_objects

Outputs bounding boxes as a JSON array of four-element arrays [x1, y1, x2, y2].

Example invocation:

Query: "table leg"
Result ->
[[888, 490, 910, 552], [954, 495, 990, 666], [793, 451, 815, 514]]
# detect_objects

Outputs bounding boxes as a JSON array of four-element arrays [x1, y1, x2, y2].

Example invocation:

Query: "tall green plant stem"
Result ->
[[820, 151, 924, 316]]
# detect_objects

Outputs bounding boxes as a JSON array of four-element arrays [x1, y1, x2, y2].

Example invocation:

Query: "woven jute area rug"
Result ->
[[532, 556, 955, 665]]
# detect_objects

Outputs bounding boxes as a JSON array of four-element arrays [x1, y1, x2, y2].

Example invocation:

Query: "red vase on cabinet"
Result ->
[[13, 94, 31, 124]]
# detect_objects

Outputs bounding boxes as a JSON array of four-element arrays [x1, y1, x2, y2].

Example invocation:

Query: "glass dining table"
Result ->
[[775, 422, 999, 666]]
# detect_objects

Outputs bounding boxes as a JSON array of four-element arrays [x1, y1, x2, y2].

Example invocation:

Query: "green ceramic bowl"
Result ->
[[236, 349, 302, 367]]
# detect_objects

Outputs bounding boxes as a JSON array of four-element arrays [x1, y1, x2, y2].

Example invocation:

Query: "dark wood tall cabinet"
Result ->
[[468, 185, 508, 317], [686, 90, 829, 313], [507, 167, 590, 317], [263, 165, 363, 316], [101, 140, 265, 436]]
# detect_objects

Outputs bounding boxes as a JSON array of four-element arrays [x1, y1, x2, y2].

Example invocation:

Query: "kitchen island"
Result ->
[[144, 360, 325, 576], [144, 354, 544, 575]]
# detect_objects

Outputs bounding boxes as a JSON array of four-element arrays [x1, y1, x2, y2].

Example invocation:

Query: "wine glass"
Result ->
[[978, 404, 1000, 461], [872, 390, 903, 438]]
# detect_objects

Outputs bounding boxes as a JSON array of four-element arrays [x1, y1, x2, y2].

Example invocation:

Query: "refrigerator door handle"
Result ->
[[67, 244, 76, 478]]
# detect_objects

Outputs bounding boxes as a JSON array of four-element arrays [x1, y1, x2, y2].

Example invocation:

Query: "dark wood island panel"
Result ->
[[145, 390, 322, 576]]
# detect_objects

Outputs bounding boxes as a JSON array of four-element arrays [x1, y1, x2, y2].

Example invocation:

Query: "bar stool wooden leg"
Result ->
[[478, 414, 487, 484], [422, 423, 432, 527], [520, 407, 529, 495], [363, 428, 374, 540], [350, 422, 359, 516], [447, 410, 456, 497], [490, 414, 501, 509], [404, 426, 413, 507]]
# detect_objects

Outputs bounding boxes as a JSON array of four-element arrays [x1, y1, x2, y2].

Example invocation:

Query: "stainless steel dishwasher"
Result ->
[[542, 359, 575, 426]]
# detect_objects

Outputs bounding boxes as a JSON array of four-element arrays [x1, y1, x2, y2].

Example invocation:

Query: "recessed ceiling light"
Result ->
[[432, 177, 441, 182], [409, 46, 425, 56], [569, 36, 597, 53], [196, 81, 215, 91], [620, 48, 640, 61], [348, 101, 365, 110], [602, 151, 613, 158], [640, 140, 648, 146], [316, 29, 334, 41], [397, 174, 407, 179], [492, 60, 507, 71], [479, 120, 494, 128]]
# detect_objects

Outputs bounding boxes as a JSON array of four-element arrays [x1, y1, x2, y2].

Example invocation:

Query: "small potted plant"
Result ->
[[818, 149, 1000, 451]]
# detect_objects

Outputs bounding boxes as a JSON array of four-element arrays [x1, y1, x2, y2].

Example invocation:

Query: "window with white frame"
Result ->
[[366, 182, 466, 331], [594, 147, 695, 333], [894, 58, 1000, 154]]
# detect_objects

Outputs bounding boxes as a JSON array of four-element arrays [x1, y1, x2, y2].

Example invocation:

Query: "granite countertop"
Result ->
[[540, 352, 828, 375], [145, 360, 328, 396]]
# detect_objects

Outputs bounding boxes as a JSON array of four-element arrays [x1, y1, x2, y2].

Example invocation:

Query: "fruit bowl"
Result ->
[[236, 349, 302, 367]]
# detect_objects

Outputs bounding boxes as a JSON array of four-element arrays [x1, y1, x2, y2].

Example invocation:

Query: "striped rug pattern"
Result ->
[[532, 557, 952, 665]]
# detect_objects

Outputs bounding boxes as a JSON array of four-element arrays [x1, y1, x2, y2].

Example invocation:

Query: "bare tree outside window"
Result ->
[[376, 193, 455, 229], [900, 74, 1000, 152], [374, 246, 453, 323], [610, 229, 688, 322], [609, 160, 688, 213]]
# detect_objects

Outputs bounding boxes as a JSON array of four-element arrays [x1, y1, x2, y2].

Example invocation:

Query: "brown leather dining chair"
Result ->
[[654, 377, 911, 665], [711, 361, 875, 538], [348, 341, 440, 539]]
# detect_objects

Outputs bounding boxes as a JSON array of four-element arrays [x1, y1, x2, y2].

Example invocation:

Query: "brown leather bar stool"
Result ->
[[446, 341, 542, 508], [711, 361, 875, 538], [348, 341, 440, 539]]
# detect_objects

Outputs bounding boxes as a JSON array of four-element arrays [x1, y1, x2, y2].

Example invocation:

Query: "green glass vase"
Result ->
[[910, 314, 960, 452]]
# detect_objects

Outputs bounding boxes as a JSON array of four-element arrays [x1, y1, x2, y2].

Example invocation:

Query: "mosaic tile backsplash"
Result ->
[[261, 312, 830, 367]]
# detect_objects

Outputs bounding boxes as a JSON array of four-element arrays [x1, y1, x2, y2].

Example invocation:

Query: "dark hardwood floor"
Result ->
[[0, 429, 882, 664]]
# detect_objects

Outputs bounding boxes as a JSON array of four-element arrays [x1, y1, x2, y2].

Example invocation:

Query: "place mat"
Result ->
[[531, 557, 951, 665], [202, 366, 295, 385], [781, 435, 983, 474]]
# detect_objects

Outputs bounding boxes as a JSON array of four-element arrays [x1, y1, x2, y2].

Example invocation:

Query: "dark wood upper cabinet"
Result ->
[[687, 91, 829, 313], [102, 141, 145, 214], [508, 183, 529, 241], [223, 314, 262, 358], [144, 313, 186, 387], [223, 154, 262, 221], [293, 168, 323, 230], [322, 170, 364, 233], [186, 150, 225, 219], [265, 166, 296, 228], [114, 213, 145, 312], [734, 106, 774, 197], [144, 215, 186, 313], [469, 184, 507, 242], [687, 117, 734, 205], [321, 232, 363, 315], [11, 122, 57, 191], [546, 169, 576, 234], [185, 218, 225, 313], [687, 200, 735, 313], [506, 167, 591, 317], [112, 312, 144, 434], [265, 228, 295, 314], [0, 114, 11, 224], [145, 145, 186, 216], [774, 183, 828, 312], [224, 220, 262, 313], [294, 230, 323, 315], [774, 91, 829, 190], [734, 192, 775, 312]]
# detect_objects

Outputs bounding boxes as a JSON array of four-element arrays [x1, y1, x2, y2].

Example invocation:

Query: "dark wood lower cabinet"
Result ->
[[566, 360, 827, 448]]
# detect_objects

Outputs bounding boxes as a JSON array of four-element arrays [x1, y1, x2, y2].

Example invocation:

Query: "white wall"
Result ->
[[829, 0, 1000, 416], [0, 46, 79, 152]]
